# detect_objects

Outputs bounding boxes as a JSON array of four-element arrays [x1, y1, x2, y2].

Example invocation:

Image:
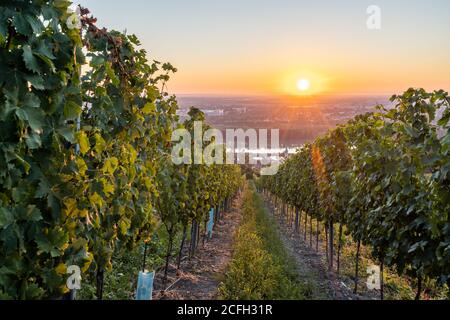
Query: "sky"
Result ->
[[75, 0, 450, 96]]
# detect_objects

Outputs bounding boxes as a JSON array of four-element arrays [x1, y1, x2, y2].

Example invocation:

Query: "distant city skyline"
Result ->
[[76, 0, 450, 96]]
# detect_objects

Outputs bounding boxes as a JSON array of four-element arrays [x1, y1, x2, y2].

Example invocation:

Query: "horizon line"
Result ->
[[173, 92, 395, 98]]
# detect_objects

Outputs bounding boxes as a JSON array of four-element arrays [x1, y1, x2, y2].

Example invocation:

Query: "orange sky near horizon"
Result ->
[[77, 0, 450, 96], [169, 57, 450, 96]]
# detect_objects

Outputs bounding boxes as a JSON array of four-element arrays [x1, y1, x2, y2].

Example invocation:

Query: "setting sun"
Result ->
[[297, 79, 311, 92]]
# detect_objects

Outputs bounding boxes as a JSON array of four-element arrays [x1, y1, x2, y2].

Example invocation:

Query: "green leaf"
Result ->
[[26, 107, 45, 133], [36, 41, 56, 60], [24, 283, 44, 300], [0, 18, 7, 43], [23, 92, 40, 109], [35, 235, 58, 257], [438, 111, 450, 127], [63, 101, 82, 120], [15, 106, 45, 133], [35, 53, 56, 73], [24, 15, 44, 34], [26, 132, 42, 149], [26, 206, 43, 222], [35, 180, 51, 198], [25, 75, 46, 90], [403, 124, 418, 138], [57, 127, 76, 144], [42, 6, 58, 20], [13, 14, 31, 35], [441, 133, 450, 153], [0, 208, 14, 229], [105, 62, 119, 86], [90, 55, 105, 67], [22, 45, 40, 74], [14, 153, 31, 174], [28, 108, 45, 132]]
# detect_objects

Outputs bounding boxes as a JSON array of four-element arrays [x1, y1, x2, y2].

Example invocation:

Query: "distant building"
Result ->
[[204, 109, 224, 116], [232, 107, 247, 114]]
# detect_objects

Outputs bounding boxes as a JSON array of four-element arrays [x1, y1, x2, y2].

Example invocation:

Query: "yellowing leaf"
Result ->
[[63, 198, 78, 218], [142, 102, 156, 115], [60, 285, 70, 294], [75, 158, 87, 176], [143, 177, 152, 191], [65, 221, 77, 233], [82, 253, 93, 273], [76, 131, 90, 155], [89, 192, 104, 208], [102, 179, 115, 195], [55, 263, 67, 275], [102, 157, 119, 175], [127, 145, 137, 164], [118, 219, 129, 235], [94, 133, 106, 154], [79, 209, 88, 218]]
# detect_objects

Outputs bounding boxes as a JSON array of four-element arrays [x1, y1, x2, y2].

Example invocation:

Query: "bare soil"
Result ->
[[153, 192, 243, 300]]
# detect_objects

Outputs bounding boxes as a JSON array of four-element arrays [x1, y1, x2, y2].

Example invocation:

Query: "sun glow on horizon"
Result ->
[[297, 78, 311, 92], [279, 71, 328, 96]]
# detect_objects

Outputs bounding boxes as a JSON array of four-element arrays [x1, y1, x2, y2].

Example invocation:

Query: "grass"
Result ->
[[219, 183, 312, 300]]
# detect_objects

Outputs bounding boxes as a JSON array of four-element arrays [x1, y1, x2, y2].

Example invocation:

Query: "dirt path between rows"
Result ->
[[263, 196, 376, 300], [153, 189, 374, 300], [154, 192, 243, 300]]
